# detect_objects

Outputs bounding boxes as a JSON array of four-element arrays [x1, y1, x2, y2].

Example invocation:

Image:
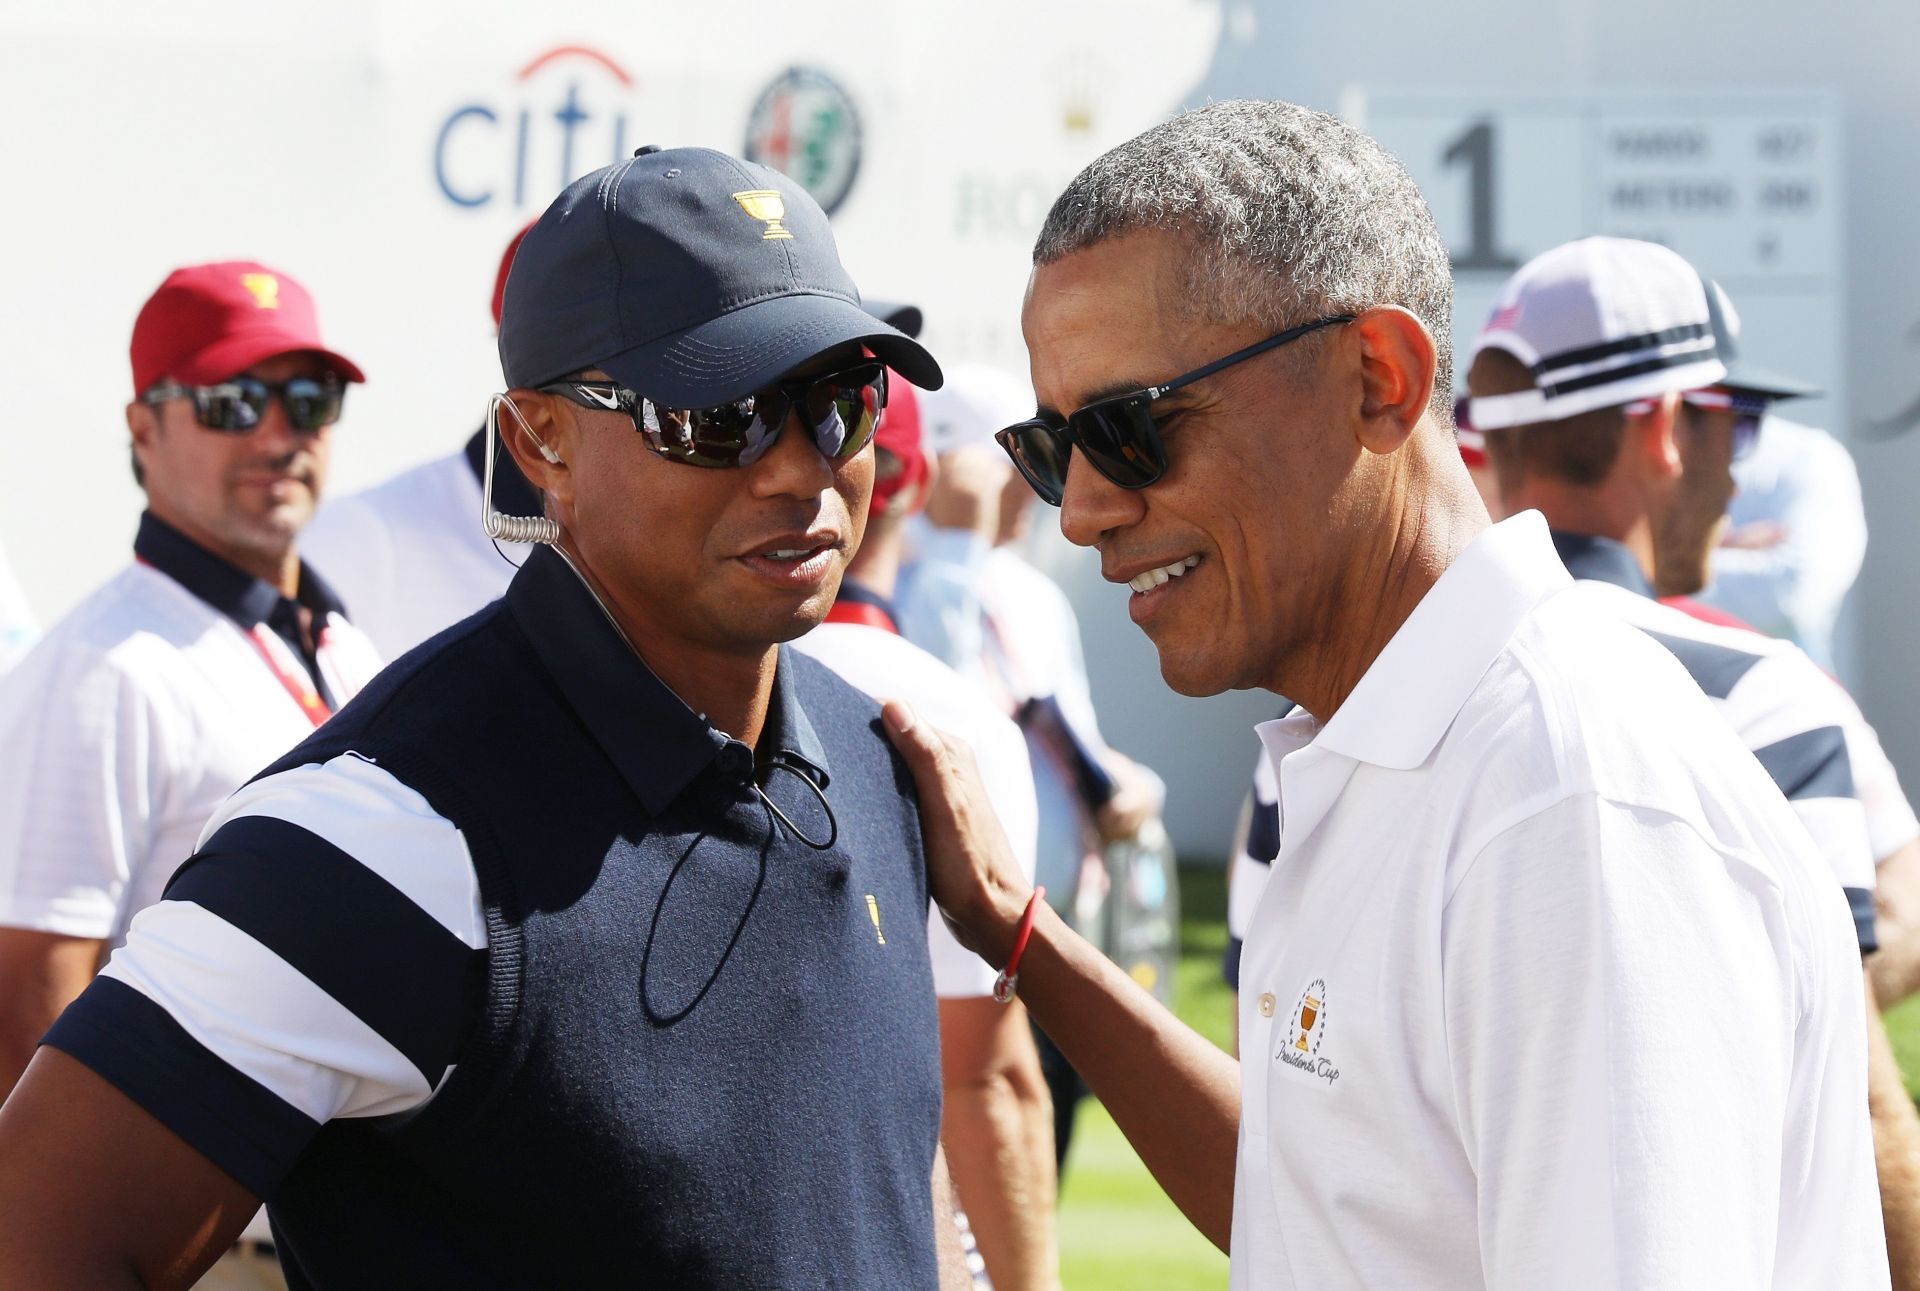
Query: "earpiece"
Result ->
[[482, 393, 563, 546]]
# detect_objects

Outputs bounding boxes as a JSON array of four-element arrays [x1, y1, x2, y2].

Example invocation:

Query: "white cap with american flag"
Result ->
[[1466, 236, 1728, 430]]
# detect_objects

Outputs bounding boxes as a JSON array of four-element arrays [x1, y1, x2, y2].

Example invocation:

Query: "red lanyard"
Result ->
[[823, 600, 899, 635], [245, 623, 333, 728], [137, 556, 332, 727]]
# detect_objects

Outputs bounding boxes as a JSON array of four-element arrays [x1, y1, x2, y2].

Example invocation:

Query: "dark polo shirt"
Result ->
[[49, 545, 944, 1288]]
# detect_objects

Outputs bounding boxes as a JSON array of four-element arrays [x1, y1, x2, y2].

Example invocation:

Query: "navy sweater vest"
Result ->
[[254, 600, 943, 1289]]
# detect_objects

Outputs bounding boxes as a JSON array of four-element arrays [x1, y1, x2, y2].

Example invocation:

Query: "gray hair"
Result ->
[[1034, 99, 1453, 415]]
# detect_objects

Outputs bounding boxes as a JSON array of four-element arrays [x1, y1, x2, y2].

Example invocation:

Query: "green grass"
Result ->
[[1885, 991, 1920, 1100], [1055, 865, 1232, 1290]]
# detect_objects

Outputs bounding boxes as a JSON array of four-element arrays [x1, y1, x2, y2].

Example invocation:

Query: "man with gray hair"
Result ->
[[884, 100, 1887, 1288]]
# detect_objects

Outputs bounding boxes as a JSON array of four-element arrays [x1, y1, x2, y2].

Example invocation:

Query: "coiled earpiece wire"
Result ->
[[482, 393, 563, 549]]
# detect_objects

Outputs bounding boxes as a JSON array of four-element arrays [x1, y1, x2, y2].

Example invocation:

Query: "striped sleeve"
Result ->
[[1715, 651, 1878, 954], [1837, 699, 1920, 863], [43, 753, 486, 1198]]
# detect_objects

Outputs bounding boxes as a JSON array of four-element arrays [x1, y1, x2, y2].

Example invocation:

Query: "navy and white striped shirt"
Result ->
[[43, 545, 945, 1285]]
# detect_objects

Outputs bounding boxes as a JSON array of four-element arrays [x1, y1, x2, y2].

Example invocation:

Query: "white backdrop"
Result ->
[[7, 0, 1916, 862], [0, 0, 1221, 617]]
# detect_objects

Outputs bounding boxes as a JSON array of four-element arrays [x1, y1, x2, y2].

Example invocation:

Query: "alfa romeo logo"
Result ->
[[744, 67, 862, 217]]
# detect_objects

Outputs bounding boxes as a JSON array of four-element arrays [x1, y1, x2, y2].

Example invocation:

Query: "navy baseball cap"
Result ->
[[499, 146, 941, 403], [1703, 278, 1820, 402]]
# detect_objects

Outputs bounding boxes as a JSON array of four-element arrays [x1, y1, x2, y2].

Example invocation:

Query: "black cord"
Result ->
[[753, 758, 838, 851]]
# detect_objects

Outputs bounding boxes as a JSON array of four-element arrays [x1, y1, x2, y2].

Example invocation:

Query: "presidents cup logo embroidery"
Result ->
[[241, 273, 281, 309], [732, 189, 794, 241], [1278, 978, 1340, 1087]]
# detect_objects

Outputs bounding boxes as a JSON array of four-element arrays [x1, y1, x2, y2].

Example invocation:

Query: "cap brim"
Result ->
[[596, 293, 943, 406], [1717, 361, 1820, 402], [175, 330, 367, 385]]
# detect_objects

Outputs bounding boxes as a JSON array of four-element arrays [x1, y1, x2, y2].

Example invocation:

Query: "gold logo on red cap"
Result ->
[[732, 190, 794, 241], [241, 273, 281, 310]]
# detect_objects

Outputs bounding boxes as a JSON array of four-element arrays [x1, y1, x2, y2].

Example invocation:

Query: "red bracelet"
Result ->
[[992, 887, 1046, 1004]]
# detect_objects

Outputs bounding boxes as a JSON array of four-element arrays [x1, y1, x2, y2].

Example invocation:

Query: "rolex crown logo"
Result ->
[[732, 189, 795, 241]]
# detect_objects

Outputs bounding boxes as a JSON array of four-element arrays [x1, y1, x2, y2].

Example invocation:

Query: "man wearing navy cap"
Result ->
[[0, 148, 964, 1290]]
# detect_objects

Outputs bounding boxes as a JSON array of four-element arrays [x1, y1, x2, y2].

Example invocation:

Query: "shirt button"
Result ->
[[1257, 992, 1276, 1018], [718, 741, 754, 780]]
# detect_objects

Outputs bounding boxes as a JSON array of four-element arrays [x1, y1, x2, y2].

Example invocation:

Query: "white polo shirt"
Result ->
[[793, 603, 1039, 996], [1232, 511, 1884, 1290], [0, 533, 35, 677], [0, 518, 383, 950], [302, 438, 532, 660]]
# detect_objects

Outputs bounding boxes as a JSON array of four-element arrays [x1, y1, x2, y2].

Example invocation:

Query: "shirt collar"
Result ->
[[1549, 529, 1655, 597], [134, 510, 345, 630], [504, 546, 830, 815], [1301, 510, 1572, 771]]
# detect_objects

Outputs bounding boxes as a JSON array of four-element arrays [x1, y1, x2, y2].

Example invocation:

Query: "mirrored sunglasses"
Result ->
[[142, 374, 346, 434], [540, 361, 888, 469]]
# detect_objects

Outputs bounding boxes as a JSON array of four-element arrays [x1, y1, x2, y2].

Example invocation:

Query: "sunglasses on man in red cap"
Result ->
[[131, 260, 365, 434]]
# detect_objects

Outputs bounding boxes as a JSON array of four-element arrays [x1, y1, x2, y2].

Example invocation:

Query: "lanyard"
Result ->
[[823, 599, 900, 635], [136, 555, 333, 727], [245, 622, 333, 728]]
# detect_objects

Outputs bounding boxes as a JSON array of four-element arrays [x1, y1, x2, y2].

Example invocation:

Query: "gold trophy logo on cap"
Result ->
[[732, 190, 794, 241], [241, 273, 281, 309]]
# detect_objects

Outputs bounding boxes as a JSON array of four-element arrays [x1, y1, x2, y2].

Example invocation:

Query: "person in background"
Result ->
[[1703, 412, 1867, 673], [794, 373, 1059, 1290], [0, 260, 381, 1289], [301, 225, 539, 660], [0, 536, 36, 676], [897, 362, 1166, 1169], [1454, 394, 1502, 519], [1469, 235, 1920, 1281]]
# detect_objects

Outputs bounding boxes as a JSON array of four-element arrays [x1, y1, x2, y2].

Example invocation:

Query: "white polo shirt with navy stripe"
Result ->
[[0, 513, 382, 950], [1550, 530, 1884, 937], [1230, 511, 1882, 1289]]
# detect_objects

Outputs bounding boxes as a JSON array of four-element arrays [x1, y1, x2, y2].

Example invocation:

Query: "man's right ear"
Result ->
[[497, 389, 569, 482], [125, 400, 160, 458], [1626, 390, 1684, 481]]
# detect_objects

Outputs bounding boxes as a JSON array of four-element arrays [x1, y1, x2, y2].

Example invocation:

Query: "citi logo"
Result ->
[[433, 45, 639, 210]]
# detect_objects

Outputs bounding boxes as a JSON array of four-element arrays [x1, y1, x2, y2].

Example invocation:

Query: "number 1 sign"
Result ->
[[1354, 90, 1843, 434]]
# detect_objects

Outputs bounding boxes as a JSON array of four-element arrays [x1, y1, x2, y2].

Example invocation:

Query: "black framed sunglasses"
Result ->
[[141, 374, 346, 435], [995, 314, 1354, 506], [540, 360, 889, 469], [1679, 388, 1767, 464]]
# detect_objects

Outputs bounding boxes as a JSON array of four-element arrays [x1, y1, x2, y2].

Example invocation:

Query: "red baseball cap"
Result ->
[[129, 261, 365, 395], [870, 373, 930, 518], [490, 222, 537, 327]]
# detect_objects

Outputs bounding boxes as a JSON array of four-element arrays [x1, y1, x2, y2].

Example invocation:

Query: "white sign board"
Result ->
[[1356, 92, 1844, 433]]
